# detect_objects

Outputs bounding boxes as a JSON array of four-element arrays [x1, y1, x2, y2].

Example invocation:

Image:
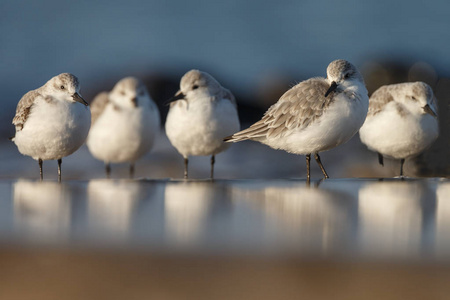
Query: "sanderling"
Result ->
[[165, 70, 240, 179], [87, 77, 160, 178], [359, 82, 439, 176], [11, 73, 90, 181], [225, 59, 368, 180]]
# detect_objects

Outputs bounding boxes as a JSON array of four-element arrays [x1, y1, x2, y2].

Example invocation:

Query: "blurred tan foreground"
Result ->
[[0, 248, 449, 300]]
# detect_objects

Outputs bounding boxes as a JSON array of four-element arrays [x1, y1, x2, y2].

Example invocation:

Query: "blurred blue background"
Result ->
[[1, 0, 449, 177]]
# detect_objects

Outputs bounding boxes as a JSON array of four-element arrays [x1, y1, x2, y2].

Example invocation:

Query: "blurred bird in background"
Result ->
[[87, 77, 160, 178]]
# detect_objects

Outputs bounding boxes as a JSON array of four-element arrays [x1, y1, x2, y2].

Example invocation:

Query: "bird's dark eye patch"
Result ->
[[192, 85, 199, 90], [120, 90, 126, 95], [344, 70, 356, 79], [60, 85, 65, 90]]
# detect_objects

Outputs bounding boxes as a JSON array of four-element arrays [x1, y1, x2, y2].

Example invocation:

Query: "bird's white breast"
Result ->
[[14, 98, 91, 160], [165, 97, 240, 157], [87, 103, 160, 163]]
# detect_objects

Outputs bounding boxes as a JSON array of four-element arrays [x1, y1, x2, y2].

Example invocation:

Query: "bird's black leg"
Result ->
[[57, 159, 62, 183], [378, 152, 384, 166], [400, 158, 405, 178], [105, 163, 111, 179], [314, 152, 329, 179], [129, 163, 135, 179], [38, 159, 43, 181], [184, 157, 189, 179], [210, 155, 215, 180], [306, 154, 311, 183]]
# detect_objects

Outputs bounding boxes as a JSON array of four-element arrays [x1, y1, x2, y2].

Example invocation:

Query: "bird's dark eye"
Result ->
[[344, 73, 350, 79], [60, 85, 65, 90], [192, 85, 199, 90]]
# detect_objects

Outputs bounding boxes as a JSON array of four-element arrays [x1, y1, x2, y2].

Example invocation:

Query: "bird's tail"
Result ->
[[224, 121, 268, 143], [223, 135, 233, 142], [223, 134, 248, 143]]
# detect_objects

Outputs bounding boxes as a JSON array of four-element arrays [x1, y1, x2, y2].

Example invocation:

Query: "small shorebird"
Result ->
[[165, 70, 240, 179], [359, 82, 439, 176], [12, 73, 90, 181], [225, 59, 369, 180], [87, 77, 160, 178]]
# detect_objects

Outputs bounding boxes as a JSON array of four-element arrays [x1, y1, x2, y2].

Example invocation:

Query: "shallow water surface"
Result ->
[[1, 178, 449, 260]]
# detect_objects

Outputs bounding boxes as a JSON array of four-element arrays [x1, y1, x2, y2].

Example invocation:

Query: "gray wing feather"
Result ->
[[367, 86, 393, 116], [12, 90, 39, 131], [90, 92, 110, 124], [226, 78, 333, 142]]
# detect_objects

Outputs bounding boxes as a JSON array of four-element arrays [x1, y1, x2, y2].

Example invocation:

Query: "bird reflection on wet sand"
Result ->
[[87, 179, 142, 240], [13, 180, 71, 242], [5, 178, 450, 260], [164, 181, 232, 248], [358, 180, 436, 257], [231, 182, 357, 254], [436, 182, 450, 256]]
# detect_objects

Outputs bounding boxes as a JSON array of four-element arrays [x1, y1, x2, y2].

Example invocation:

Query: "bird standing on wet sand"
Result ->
[[225, 59, 369, 181], [11, 73, 91, 182], [359, 82, 439, 177], [165, 70, 240, 179], [87, 77, 160, 178]]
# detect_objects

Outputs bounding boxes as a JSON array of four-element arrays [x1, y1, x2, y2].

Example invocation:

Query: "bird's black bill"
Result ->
[[423, 104, 437, 117], [324, 81, 337, 97], [165, 91, 186, 106], [73, 93, 89, 106], [131, 97, 138, 107]]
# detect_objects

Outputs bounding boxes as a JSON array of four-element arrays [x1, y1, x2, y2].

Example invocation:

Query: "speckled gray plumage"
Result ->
[[368, 82, 435, 117], [226, 77, 335, 141], [111, 77, 143, 95], [12, 90, 39, 131], [90, 91, 109, 125]]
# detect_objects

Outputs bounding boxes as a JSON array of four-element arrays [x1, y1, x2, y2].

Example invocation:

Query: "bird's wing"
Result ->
[[90, 91, 110, 124], [367, 86, 393, 116], [225, 78, 334, 142], [12, 90, 40, 131], [221, 87, 237, 108]]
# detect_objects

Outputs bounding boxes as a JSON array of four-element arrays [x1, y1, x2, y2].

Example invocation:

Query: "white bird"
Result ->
[[165, 70, 240, 179], [225, 59, 369, 180], [11, 73, 90, 181], [87, 77, 160, 178], [359, 82, 439, 176]]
